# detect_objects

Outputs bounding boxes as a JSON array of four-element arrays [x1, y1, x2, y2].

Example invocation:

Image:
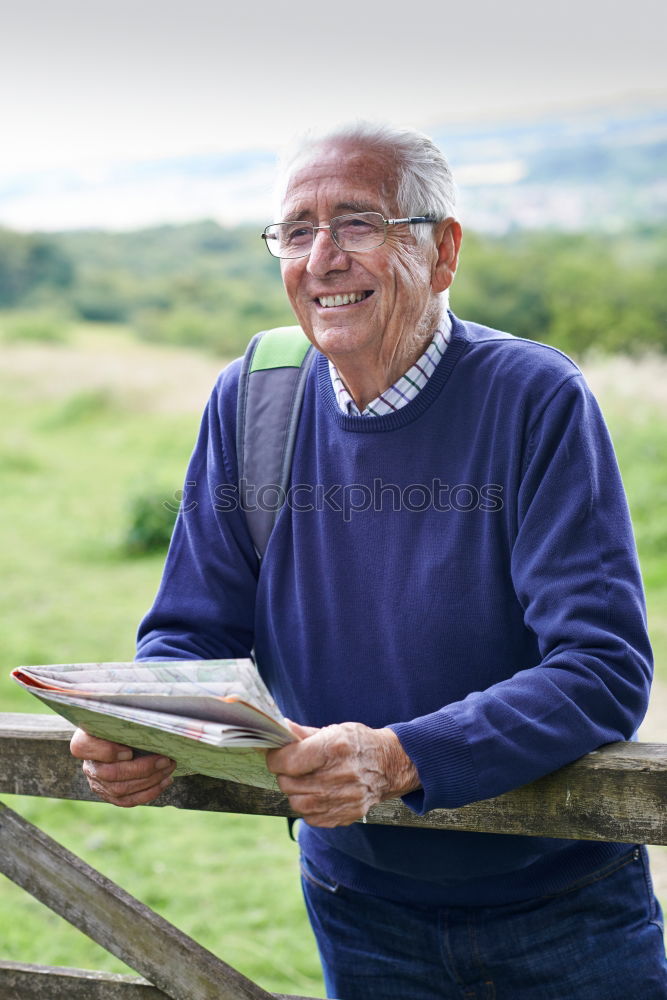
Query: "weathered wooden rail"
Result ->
[[1, 712, 666, 999]]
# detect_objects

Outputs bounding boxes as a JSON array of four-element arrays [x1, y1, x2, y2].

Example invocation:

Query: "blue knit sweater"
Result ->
[[137, 315, 652, 906]]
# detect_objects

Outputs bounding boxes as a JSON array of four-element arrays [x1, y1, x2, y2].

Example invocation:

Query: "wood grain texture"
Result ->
[[0, 963, 320, 1000], [0, 802, 273, 1000], [0, 714, 665, 844], [0, 962, 168, 998]]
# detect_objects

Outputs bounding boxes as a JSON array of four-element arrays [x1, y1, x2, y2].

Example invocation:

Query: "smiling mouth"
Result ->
[[316, 290, 374, 308]]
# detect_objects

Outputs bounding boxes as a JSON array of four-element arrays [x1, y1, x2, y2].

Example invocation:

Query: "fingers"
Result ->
[[83, 755, 176, 808], [70, 728, 134, 763], [266, 744, 318, 778], [279, 784, 370, 828], [266, 720, 320, 775], [268, 722, 383, 827], [83, 754, 174, 784], [267, 723, 358, 780], [267, 729, 331, 778], [70, 728, 176, 808], [284, 719, 318, 739], [274, 760, 372, 827]]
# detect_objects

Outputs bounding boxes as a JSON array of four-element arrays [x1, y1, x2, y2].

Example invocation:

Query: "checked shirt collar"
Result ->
[[329, 312, 453, 417]]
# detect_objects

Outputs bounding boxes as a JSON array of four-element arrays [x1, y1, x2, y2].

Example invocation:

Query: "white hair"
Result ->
[[274, 120, 458, 245]]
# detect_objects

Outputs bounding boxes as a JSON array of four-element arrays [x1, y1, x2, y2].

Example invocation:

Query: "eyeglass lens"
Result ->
[[264, 212, 386, 258]]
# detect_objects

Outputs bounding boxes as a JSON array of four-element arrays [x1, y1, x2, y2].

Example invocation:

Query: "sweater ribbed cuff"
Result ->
[[389, 710, 479, 814]]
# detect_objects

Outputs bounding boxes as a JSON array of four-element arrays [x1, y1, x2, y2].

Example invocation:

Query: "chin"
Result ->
[[311, 324, 371, 356]]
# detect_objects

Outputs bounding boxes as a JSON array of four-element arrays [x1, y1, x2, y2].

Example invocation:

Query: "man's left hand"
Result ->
[[266, 721, 420, 827]]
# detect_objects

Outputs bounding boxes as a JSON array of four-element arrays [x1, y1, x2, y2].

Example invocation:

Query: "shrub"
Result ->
[[123, 488, 178, 555], [0, 311, 70, 343]]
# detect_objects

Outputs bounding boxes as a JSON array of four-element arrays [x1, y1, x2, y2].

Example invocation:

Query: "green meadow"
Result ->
[[0, 324, 325, 995], [1, 323, 665, 994]]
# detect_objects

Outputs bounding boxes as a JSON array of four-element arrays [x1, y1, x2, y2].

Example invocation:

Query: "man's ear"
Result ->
[[431, 219, 462, 293]]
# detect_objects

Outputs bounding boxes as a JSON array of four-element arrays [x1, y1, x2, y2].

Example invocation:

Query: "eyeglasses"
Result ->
[[261, 211, 437, 259]]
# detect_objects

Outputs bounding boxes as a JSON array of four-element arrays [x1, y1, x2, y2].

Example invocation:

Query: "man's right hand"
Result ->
[[70, 728, 176, 807]]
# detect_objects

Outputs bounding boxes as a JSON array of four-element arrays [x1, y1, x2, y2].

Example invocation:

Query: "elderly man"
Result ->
[[71, 123, 667, 999]]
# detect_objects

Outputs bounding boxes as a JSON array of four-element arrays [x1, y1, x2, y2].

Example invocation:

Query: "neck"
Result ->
[[334, 300, 445, 411], [334, 339, 428, 410]]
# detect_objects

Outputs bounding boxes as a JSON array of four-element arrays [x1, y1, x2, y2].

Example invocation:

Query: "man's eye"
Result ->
[[283, 226, 312, 244], [337, 219, 373, 237]]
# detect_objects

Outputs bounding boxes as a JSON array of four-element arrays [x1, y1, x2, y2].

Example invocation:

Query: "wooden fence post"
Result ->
[[0, 800, 274, 1000]]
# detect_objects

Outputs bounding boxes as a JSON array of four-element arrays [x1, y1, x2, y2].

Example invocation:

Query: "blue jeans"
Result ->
[[300, 847, 667, 1000]]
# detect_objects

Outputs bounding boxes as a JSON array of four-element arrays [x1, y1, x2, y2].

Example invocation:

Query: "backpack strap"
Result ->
[[236, 326, 316, 561]]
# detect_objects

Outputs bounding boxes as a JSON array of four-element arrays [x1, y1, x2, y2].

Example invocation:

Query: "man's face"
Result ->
[[279, 142, 446, 369]]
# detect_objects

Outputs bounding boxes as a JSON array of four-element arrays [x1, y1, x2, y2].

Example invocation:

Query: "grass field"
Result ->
[[0, 325, 326, 995], [1, 325, 666, 993]]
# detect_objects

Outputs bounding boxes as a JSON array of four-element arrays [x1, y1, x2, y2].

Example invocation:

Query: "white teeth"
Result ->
[[318, 292, 367, 308]]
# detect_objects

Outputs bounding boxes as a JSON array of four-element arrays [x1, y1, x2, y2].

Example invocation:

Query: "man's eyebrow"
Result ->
[[281, 200, 382, 222], [335, 200, 381, 214], [284, 209, 315, 222]]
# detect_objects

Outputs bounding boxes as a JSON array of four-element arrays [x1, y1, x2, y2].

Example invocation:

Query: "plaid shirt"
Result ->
[[329, 312, 453, 417]]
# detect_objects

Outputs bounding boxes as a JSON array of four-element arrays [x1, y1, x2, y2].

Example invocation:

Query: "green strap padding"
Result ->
[[249, 326, 312, 372]]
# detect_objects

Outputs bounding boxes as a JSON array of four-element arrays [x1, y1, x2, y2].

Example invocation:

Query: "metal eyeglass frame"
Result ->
[[261, 212, 438, 259]]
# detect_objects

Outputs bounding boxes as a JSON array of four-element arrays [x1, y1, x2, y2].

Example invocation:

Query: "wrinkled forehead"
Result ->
[[280, 142, 399, 219]]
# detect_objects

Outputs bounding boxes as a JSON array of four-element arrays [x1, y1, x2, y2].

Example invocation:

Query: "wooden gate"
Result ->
[[1, 713, 666, 999]]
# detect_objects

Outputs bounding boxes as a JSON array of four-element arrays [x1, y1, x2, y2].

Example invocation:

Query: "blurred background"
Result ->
[[1, 0, 666, 994]]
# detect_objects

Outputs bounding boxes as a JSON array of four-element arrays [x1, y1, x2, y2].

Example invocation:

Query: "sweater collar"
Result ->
[[328, 315, 453, 418], [316, 313, 470, 433]]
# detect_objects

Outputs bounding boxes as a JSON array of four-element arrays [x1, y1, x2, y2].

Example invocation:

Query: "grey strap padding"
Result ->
[[236, 331, 316, 560]]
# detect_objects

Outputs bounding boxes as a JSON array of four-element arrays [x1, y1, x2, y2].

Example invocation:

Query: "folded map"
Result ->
[[11, 659, 296, 790]]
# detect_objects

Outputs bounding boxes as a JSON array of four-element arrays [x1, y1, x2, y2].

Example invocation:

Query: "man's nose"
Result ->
[[306, 227, 349, 276]]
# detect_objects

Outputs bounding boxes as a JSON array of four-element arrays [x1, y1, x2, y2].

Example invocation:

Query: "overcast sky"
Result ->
[[1, 0, 666, 178]]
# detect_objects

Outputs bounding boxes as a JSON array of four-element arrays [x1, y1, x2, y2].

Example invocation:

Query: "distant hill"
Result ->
[[0, 97, 665, 233], [432, 98, 667, 232]]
